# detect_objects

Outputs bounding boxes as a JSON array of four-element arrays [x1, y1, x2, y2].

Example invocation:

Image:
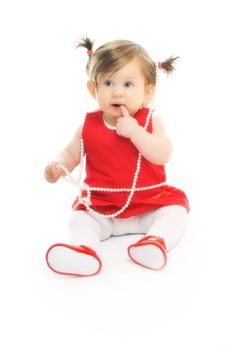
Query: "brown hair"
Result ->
[[76, 37, 178, 86]]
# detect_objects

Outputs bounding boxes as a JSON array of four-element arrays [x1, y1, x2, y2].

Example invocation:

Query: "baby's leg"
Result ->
[[46, 211, 112, 277], [128, 205, 188, 270], [68, 211, 108, 252], [146, 205, 188, 251]]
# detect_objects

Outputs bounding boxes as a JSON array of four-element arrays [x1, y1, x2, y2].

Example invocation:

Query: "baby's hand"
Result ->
[[116, 106, 139, 138], [44, 162, 66, 183]]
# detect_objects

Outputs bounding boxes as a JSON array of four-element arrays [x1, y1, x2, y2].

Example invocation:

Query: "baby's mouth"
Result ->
[[111, 103, 124, 108]]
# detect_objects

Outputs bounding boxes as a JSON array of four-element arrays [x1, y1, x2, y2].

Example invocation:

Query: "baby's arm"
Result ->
[[130, 116, 173, 165], [44, 124, 83, 183], [116, 107, 172, 165]]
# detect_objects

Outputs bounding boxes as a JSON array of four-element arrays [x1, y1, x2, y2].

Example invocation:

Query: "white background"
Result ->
[[1, 0, 232, 349]]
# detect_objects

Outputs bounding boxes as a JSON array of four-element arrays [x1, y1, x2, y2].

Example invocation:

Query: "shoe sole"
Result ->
[[128, 244, 167, 270], [46, 244, 101, 277]]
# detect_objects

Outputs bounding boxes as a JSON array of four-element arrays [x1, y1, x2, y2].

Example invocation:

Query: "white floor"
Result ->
[[1, 183, 231, 350]]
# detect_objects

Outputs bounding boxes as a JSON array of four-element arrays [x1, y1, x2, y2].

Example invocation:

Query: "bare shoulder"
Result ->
[[64, 123, 84, 153], [74, 123, 84, 139], [151, 114, 168, 137]]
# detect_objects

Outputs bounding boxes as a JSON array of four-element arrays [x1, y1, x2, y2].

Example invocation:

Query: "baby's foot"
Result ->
[[46, 243, 102, 277], [128, 235, 167, 270]]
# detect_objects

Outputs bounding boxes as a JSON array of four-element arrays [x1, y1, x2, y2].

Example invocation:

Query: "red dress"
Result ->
[[72, 107, 189, 218]]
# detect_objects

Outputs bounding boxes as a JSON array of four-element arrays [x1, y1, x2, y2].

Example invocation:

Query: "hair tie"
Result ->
[[157, 61, 163, 70], [87, 50, 94, 57]]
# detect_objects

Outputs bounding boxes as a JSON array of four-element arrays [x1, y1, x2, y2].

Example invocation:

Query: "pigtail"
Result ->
[[76, 37, 95, 57], [158, 56, 179, 74]]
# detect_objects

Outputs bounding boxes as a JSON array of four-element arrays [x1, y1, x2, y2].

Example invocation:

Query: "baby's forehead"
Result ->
[[99, 59, 144, 80]]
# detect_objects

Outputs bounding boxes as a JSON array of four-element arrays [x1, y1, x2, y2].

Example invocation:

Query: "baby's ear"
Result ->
[[87, 80, 97, 99]]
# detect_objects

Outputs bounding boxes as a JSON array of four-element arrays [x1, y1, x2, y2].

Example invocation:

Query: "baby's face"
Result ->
[[95, 58, 153, 125]]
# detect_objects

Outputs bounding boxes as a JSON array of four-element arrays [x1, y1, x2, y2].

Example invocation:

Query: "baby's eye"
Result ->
[[124, 81, 133, 88], [104, 80, 113, 87]]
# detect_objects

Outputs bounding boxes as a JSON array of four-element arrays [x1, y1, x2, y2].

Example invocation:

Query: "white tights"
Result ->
[[68, 205, 188, 253]]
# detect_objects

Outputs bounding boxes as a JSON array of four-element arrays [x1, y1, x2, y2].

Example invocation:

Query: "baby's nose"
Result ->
[[112, 87, 123, 97]]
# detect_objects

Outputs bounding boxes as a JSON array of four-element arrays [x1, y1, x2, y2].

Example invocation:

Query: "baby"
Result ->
[[44, 37, 189, 277]]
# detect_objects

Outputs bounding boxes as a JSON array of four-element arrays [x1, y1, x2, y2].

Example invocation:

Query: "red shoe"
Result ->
[[46, 243, 102, 277], [128, 235, 167, 270]]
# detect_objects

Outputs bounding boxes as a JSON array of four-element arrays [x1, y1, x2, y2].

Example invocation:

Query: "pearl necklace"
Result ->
[[57, 108, 166, 218]]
